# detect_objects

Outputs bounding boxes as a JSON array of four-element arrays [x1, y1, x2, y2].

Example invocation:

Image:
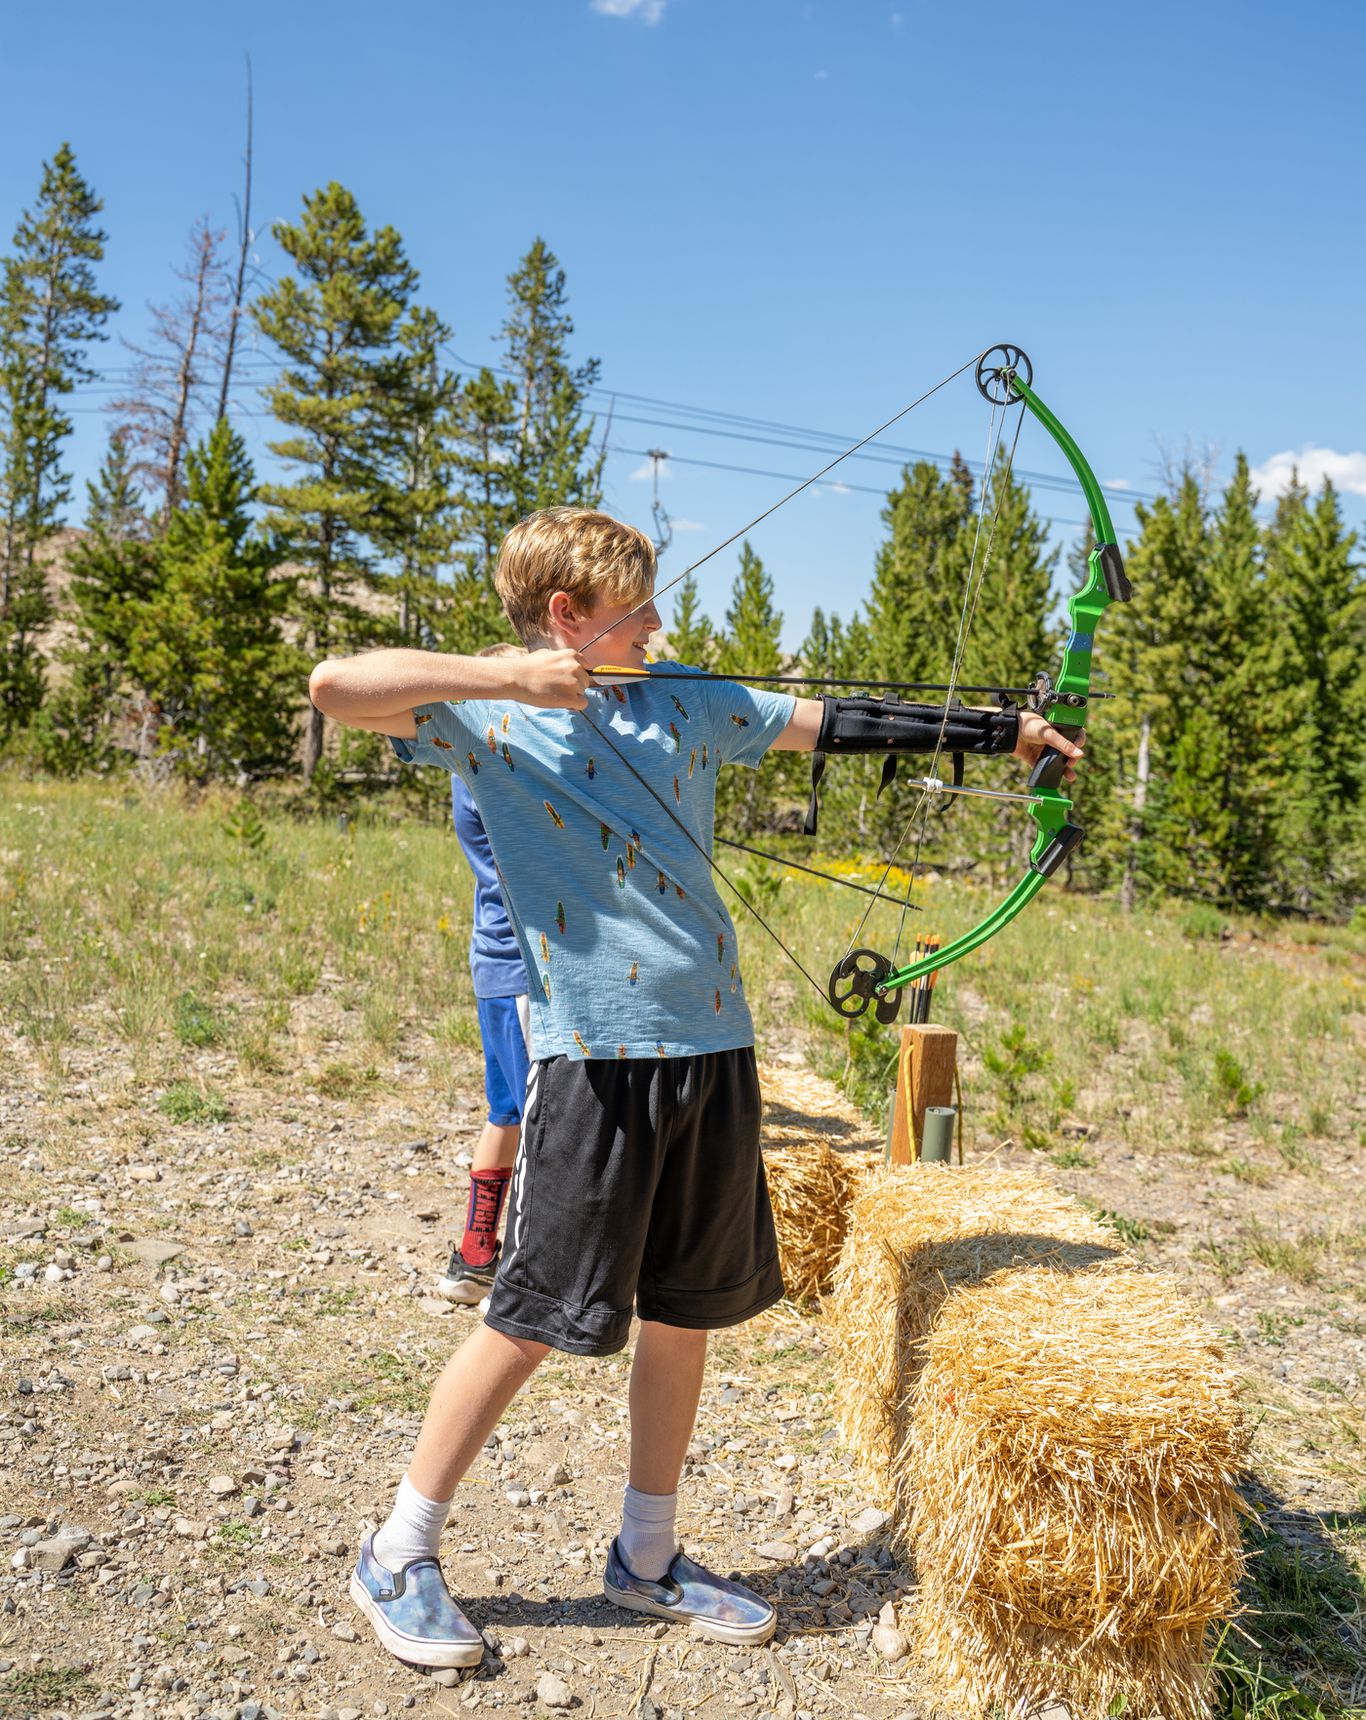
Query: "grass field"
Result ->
[[1, 776, 1363, 1717]]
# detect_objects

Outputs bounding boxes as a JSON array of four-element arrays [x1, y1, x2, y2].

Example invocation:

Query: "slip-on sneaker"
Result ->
[[350, 1532, 485, 1668], [603, 1537, 777, 1645]]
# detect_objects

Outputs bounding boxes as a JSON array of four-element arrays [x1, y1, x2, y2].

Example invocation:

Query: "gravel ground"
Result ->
[[3, 1044, 1362, 1720]]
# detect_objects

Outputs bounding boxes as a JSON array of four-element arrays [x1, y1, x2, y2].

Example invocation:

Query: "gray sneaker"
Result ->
[[603, 1538, 777, 1645]]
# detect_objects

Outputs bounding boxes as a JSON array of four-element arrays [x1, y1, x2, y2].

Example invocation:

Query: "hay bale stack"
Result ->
[[758, 1061, 878, 1303], [763, 1140, 862, 1302], [828, 1164, 1247, 1719], [828, 1163, 1121, 1481]]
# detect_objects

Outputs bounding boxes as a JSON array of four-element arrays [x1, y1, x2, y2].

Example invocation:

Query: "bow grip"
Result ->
[[1028, 721, 1084, 792]]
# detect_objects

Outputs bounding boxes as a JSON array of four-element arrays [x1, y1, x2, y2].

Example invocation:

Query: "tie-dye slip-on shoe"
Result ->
[[350, 1532, 486, 1668], [603, 1538, 777, 1645]]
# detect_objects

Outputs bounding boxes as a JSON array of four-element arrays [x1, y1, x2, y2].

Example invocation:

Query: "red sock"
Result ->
[[461, 1167, 512, 1268]]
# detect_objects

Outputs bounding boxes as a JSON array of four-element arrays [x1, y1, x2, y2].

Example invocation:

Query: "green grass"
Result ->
[[0, 1664, 94, 1713], [157, 1080, 231, 1125], [2, 777, 1360, 1171], [212, 1519, 261, 1549], [1208, 1517, 1366, 1717], [173, 989, 233, 1048]]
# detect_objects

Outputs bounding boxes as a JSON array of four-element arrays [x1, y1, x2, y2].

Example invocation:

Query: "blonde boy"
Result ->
[[309, 507, 1077, 1669]]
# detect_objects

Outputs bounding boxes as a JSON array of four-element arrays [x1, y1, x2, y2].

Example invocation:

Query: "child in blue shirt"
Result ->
[[436, 645, 531, 1307], [309, 506, 1078, 1671]]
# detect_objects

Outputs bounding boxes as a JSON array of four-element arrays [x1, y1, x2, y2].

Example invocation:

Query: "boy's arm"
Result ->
[[309, 646, 592, 737], [770, 693, 1085, 783]]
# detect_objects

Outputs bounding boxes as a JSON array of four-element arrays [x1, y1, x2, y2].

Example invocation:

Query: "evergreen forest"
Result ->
[[1, 143, 1362, 923]]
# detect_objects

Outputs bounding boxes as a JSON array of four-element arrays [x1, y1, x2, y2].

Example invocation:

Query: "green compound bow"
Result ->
[[827, 343, 1133, 1022], [579, 342, 1133, 1025]]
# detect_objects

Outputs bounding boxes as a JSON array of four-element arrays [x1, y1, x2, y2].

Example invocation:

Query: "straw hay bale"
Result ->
[[910, 1265, 1247, 1717], [763, 1140, 862, 1302], [827, 1163, 1247, 1718], [828, 1163, 1121, 1482], [757, 1061, 878, 1303]]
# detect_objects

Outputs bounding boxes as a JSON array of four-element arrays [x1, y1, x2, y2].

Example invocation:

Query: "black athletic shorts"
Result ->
[[484, 1047, 784, 1355]]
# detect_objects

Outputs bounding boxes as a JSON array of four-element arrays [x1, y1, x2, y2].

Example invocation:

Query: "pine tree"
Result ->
[[1155, 455, 1270, 906], [126, 418, 300, 779], [0, 144, 118, 734], [661, 573, 714, 668], [501, 239, 604, 514], [1083, 469, 1211, 903], [442, 366, 521, 652], [1263, 476, 1365, 914], [36, 432, 158, 771], [949, 451, 1059, 878], [716, 542, 789, 835], [253, 183, 417, 777], [863, 455, 975, 685], [374, 305, 461, 646]]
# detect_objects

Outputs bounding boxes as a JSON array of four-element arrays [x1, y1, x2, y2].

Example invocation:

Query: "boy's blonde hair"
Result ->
[[494, 508, 656, 642], [476, 641, 526, 659]]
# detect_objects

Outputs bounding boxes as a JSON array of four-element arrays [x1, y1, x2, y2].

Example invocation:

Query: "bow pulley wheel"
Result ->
[[976, 343, 1032, 407], [828, 948, 896, 1020]]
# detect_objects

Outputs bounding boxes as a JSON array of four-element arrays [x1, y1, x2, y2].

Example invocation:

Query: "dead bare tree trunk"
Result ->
[[217, 57, 254, 425], [1120, 712, 1151, 913], [161, 223, 218, 518], [112, 218, 227, 523]]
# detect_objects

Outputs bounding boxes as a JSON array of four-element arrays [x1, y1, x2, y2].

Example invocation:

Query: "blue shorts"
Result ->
[[477, 995, 531, 1127]]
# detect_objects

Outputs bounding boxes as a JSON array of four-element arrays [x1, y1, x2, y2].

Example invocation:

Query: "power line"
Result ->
[[60, 339, 1154, 528], [447, 345, 1155, 509], [604, 443, 1099, 534]]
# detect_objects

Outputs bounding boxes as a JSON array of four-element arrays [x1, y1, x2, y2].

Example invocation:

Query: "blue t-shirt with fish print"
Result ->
[[388, 668, 795, 1062]]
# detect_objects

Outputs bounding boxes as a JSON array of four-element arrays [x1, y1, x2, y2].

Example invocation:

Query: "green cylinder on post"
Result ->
[[921, 1106, 956, 1164]]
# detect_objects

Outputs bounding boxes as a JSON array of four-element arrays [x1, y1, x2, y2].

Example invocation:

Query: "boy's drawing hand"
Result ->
[[516, 649, 592, 710], [1013, 710, 1085, 784]]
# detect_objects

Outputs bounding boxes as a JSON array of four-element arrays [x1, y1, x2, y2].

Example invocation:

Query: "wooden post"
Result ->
[[888, 1024, 958, 1166]]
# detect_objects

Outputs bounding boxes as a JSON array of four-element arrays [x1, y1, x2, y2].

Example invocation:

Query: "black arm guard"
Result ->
[[814, 694, 1019, 757], [804, 695, 1019, 837]]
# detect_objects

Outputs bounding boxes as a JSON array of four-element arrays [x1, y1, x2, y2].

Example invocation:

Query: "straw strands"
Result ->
[[763, 1139, 862, 1301], [828, 1164, 1248, 1718], [828, 1164, 1121, 1480], [758, 1061, 878, 1303]]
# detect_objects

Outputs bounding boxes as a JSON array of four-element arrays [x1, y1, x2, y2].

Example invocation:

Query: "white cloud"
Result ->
[[671, 517, 703, 532], [629, 457, 671, 482], [1250, 445, 1366, 500], [1103, 477, 1131, 490], [822, 480, 851, 496], [591, 0, 665, 21]]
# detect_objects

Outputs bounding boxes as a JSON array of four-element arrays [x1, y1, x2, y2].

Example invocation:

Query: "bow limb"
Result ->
[[858, 798, 1074, 999]]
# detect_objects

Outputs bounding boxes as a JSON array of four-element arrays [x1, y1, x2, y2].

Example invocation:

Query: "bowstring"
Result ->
[[885, 400, 1029, 972], [576, 349, 1031, 1010], [838, 393, 1019, 967]]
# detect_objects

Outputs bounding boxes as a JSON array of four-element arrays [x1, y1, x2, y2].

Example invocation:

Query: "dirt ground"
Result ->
[[2, 1034, 1363, 1720]]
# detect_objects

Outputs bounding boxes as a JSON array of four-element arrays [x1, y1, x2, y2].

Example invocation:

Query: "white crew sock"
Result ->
[[372, 1474, 453, 1571], [618, 1484, 679, 1582]]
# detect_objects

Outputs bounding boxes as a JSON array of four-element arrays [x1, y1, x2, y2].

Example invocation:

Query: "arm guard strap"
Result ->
[[804, 695, 1019, 837], [814, 694, 1019, 756]]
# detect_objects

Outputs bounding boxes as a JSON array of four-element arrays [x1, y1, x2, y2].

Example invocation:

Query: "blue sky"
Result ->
[[2, 0, 1362, 651]]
